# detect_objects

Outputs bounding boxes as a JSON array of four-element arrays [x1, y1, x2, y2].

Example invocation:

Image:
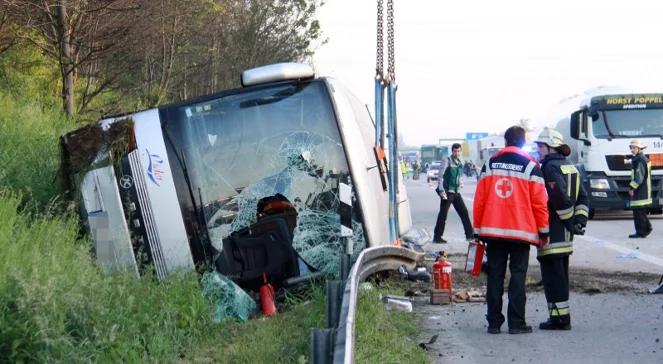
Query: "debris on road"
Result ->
[[201, 270, 257, 322], [398, 264, 432, 282], [382, 294, 414, 312], [453, 289, 486, 303], [418, 334, 439, 351]]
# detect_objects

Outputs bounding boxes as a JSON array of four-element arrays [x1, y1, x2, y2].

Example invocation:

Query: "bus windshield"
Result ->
[[593, 109, 663, 139], [161, 80, 361, 270]]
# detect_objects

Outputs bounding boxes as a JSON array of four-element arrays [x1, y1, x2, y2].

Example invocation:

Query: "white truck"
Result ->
[[556, 91, 663, 218]]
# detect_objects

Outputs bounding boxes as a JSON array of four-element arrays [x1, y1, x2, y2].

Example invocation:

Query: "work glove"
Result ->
[[572, 215, 587, 235], [563, 219, 585, 235], [573, 223, 586, 235]]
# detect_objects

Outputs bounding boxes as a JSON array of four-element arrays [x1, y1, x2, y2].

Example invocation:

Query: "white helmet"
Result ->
[[535, 127, 571, 156], [535, 127, 566, 148]]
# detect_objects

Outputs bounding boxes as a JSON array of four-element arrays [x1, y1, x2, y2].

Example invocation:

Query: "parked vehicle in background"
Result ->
[[426, 161, 444, 183], [420, 144, 447, 167]]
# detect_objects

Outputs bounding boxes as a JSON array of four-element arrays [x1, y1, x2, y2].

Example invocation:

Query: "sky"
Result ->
[[312, 0, 663, 146]]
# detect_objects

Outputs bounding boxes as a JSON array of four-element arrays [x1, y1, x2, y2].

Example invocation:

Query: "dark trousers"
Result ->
[[433, 191, 473, 240], [633, 208, 652, 236], [538, 255, 570, 324], [485, 239, 530, 329]]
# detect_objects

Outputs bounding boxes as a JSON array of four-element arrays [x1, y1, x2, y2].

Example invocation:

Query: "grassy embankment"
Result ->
[[0, 91, 428, 363]]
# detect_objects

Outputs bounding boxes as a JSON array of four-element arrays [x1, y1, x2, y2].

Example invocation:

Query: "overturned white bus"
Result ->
[[61, 63, 412, 287]]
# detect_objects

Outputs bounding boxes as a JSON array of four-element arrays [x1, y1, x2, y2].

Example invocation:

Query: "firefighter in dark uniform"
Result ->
[[534, 128, 588, 330], [627, 140, 653, 238]]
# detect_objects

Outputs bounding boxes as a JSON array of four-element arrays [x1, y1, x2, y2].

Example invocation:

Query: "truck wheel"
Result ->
[[588, 208, 595, 220]]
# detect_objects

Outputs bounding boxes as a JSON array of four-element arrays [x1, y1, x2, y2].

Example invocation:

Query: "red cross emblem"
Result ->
[[494, 178, 513, 198]]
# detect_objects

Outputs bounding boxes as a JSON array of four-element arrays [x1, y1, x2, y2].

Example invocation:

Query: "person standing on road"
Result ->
[[433, 143, 474, 243], [473, 126, 549, 335], [401, 160, 411, 180], [534, 128, 589, 331], [412, 159, 420, 180], [627, 140, 653, 238]]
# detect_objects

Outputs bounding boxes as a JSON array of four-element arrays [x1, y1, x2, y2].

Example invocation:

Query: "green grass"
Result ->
[[355, 287, 429, 364], [182, 288, 326, 363], [0, 191, 219, 362], [183, 284, 429, 364], [0, 91, 76, 209]]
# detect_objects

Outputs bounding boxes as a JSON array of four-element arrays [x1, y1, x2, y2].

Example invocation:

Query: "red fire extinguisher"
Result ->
[[260, 273, 278, 317], [433, 252, 453, 292]]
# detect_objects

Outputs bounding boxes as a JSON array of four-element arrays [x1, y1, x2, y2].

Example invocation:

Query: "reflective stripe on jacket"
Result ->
[[629, 153, 652, 208], [473, 146, 549, 246], [537, 153, 589, 258]]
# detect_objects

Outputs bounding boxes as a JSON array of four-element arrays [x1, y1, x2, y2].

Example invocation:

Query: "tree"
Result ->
[[170, 0, 324, 101], [1, 0, 324, 114], [0, 10, 17, 55], [122, 0, 217, 106], [2, 0, 138, 116]]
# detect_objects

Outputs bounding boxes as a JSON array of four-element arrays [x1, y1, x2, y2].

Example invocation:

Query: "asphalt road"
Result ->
[[406, 175, 663, 274], [403, 174, 663, 364]]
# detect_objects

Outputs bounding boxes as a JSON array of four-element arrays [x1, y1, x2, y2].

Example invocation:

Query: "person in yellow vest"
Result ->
[[400, 160, 410, 179], [627, 140, 653, 238]]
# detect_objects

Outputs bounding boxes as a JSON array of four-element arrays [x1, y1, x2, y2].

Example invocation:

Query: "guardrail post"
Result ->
[[326, 280, 342, 329], [340, 253, 351, 282], [310, 328, 334, 364]]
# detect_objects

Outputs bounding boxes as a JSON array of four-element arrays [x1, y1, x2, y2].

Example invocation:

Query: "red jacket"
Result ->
[[473, 146, 549, 246]]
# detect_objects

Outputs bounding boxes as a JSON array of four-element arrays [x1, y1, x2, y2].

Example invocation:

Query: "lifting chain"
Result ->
[[376, 0, 384, 80], [386, 0, 395, 81]]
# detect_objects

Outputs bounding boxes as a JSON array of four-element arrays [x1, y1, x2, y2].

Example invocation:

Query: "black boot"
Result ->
[[539, 317, 571, 330]]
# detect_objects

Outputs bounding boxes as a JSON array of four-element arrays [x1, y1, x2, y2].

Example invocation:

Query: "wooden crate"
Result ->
[[430, 288, 452, 305]]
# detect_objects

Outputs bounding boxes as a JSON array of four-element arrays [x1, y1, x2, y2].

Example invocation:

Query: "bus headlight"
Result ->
[[590, 178, 610, 190]]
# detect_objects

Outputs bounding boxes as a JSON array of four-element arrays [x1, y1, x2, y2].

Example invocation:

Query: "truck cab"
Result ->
[[563, 93, 663, 216]]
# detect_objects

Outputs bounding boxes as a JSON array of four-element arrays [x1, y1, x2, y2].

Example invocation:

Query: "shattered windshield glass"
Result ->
[[162, 80, 365, 274]]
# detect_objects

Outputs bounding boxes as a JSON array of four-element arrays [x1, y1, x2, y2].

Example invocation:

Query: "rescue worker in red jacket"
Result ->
[[534, 128, 588, 330], [473, 126, 549, 335]]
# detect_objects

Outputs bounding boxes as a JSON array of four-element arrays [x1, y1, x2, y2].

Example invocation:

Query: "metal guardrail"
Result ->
[[310, 246, 424, 363]]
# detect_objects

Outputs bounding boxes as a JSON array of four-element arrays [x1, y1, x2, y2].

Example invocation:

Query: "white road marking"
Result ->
[[576, 234, 663, 268]]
